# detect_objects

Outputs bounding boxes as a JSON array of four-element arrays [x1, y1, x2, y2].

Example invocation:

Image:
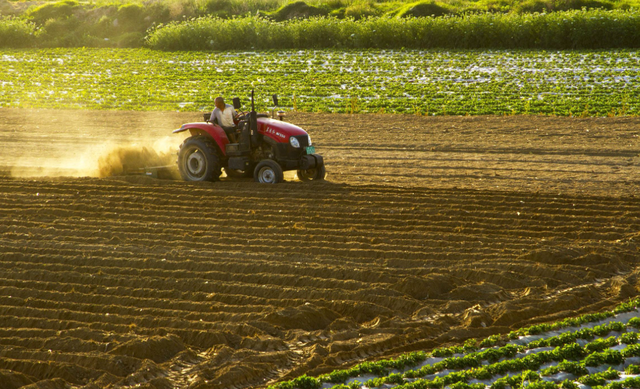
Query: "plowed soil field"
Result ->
[[1, 108, 640, 389]]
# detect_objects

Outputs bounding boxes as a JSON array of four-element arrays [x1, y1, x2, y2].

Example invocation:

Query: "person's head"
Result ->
[[214, 97, 225, 110]]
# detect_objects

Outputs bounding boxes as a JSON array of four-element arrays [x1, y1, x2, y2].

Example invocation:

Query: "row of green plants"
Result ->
[[268, 297, 640, 389], [0, 48, 638, 117], [404, 322, 633, 379], [509, 297, 640, 335], [381, 371, 640, 389], [322, 326, 640, 387], [2, 6, 640, 49], [146, 9, 640, 50], [282, 333, 640, 389], [354, 356, 638, 389], [290, 356, 640, 389]]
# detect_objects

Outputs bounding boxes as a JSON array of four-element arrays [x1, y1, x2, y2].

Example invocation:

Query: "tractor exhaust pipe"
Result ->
[[249, 89, 258, 143]]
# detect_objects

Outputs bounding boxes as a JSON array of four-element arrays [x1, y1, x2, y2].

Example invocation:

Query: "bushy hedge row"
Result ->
[[3, 5, 640, 50], [146, 9, 640, 51]]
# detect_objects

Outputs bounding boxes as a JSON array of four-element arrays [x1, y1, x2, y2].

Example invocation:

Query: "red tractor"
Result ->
[[173, 92, 325, 184]]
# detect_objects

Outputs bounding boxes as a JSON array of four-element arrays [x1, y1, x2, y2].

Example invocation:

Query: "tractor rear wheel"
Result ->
[[178, 136, 222, 182], [297, 165, 326, 181], [254, 160, 284, 184]]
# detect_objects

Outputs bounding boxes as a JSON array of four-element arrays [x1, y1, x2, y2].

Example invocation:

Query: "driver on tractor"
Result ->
[[211, 96, 239, 142]]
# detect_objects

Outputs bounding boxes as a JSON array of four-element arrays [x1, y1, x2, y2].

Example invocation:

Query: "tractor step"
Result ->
[[123, 165, 175, 179]]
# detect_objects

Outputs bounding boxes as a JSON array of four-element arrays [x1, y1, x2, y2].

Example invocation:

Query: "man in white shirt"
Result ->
[[211, 96, 238, 141]]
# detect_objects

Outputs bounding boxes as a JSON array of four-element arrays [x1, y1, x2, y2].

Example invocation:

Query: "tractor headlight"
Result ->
[[289, 136, 300, 148], [308, 135, 312, 146]]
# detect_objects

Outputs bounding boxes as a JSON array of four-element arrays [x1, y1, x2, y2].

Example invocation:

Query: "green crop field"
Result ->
[[271, 299, 640, 389], [0, 48, 638, 116]]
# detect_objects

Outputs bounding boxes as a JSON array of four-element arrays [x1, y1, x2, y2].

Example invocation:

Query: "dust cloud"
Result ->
[[1, 108, 188, 179], [9, 137, 180, 179], [96, 143, 176, 178]]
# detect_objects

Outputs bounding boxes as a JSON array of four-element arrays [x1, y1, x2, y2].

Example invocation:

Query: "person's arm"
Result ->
[[211, 108, 220, 125], [231, 107, 239, 124]]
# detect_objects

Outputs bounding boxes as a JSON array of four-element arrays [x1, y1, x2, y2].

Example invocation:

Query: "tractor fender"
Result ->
[[300, 154, 324, 170], [174, 122, 229, 157]]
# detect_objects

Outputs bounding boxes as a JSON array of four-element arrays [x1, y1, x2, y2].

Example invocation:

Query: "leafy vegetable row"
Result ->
[[314, 319, 638, 386], [337, 340, 640, 389], [270, 297, 640, 389], [273, 329, 640, 389]]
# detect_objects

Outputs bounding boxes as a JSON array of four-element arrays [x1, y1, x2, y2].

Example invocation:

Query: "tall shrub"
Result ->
[[0, 17, 39, 48]]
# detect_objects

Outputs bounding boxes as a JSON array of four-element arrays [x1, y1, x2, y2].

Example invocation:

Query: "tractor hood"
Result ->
[[258, 118, 308, 143]]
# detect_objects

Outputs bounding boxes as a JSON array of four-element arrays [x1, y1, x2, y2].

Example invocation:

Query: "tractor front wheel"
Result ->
[[178, 136, 222, 182], [297, 165, 326, 181], [254, 160, 284, 184]]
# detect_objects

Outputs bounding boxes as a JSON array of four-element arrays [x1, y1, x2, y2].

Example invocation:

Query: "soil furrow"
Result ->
[[1, 110, 639, 388]]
